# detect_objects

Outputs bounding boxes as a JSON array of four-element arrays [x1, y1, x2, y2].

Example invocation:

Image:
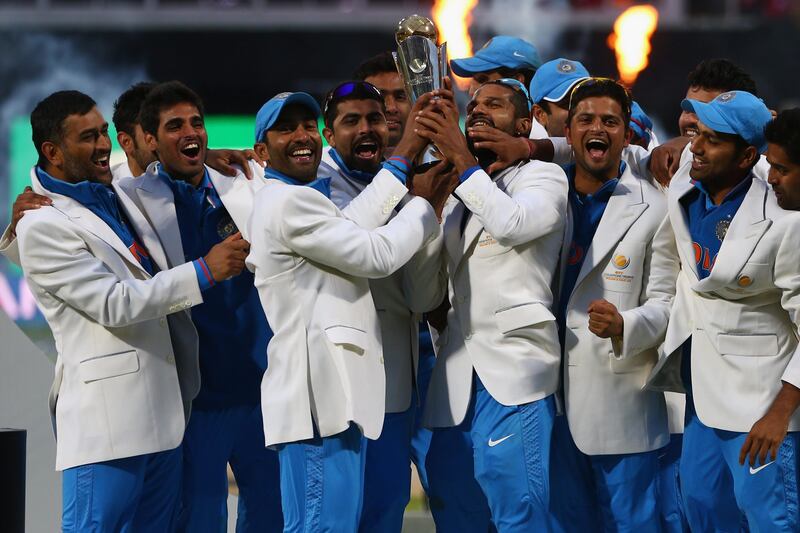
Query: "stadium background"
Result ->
[[0, 1, 798, 530]]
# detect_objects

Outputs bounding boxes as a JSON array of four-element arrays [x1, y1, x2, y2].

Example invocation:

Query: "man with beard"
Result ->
[[547, 78, 678, 532], [247, 89, 456, 532], [10, 90, 246, 531], [119, 81, 282, 533], [112, 81, 157, 180], [647, 91, 800, 532], [415, 79, 568, 531], [766, 109, 800, 211], [354, 52, 411, 158]]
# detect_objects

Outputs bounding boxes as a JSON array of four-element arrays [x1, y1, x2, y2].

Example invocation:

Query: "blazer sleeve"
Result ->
[[613, 212, 680, 360], [401, 223, 448, 314], [278, 188, 439, 279], [339, 168, 409, 230], [0, 224, 20, 266], [17, 212, 203, 328], [453, 163, 568, 247], [775, 218, 800, 388]]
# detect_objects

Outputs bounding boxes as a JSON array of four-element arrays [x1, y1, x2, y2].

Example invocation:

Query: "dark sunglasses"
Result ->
[[323, 81, 383, 117]]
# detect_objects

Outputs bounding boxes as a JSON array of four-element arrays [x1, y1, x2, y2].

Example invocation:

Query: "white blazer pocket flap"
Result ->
[[324, 326, 367, 355], [717, 333, 779, 357], [495, 303, 555, 334], [80, 350, 140, 383]]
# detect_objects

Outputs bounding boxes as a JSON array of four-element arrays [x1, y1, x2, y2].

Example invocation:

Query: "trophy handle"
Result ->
[[439, 41, 448, 84]]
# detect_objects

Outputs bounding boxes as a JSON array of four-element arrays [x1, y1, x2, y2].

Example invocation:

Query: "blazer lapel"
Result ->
[[29, 167, 148, 275], [207, 167, 260, 241], [134, 172, 186, 268], [694, 177, 770, 293], [573, 170, 648, 290], [114, 183, 170, 272], [667, 171, 701, 281]]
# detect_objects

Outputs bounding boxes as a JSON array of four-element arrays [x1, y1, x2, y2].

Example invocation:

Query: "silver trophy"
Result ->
[[393, 14, 448, 103]]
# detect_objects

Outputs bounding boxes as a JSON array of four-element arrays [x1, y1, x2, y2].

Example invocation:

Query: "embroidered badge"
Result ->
[[558, 60, 575, 73], [715, 218, 731, 242], [612, 254, 630, 269], [217, 215, 238, 239]]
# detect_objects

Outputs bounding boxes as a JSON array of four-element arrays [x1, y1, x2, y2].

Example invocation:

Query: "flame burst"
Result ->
[[432, 0, 479, 90], [607, 5, 659, 86]]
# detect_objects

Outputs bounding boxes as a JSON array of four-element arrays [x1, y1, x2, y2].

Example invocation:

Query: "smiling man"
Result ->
[[546, 78, 678, 533], [648, 91, 800, 532], [130, 81, 282, 533], [247, 89, 456, 532], [9, 90, 246, 532], [415, 79, 569, 530], [765, 108, 800, 211]]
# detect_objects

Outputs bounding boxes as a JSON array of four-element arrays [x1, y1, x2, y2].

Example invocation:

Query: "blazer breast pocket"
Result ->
[[598, 242, 646, 294], [324, 325, 367, 356], [79, 350, 140, 383], [473, 231, 512, 258]]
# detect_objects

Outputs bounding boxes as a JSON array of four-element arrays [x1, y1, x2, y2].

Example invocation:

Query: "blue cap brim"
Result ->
[[539, 76, 588, 104], [680, 99, 736, 136], [450, 56, 502, 77]]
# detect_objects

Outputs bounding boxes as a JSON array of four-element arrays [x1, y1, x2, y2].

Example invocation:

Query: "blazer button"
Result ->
[[159, 318, 167, 328], [166, 354, 175, 364], [465, 332, 473, 340]]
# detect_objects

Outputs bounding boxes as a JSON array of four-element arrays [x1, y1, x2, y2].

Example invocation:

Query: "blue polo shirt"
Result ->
[[159, 166, 271, 408], [679, 174, 753, 393], [557, 163, 622, 347]]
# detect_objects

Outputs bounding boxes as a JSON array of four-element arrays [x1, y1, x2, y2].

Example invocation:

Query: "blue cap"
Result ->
[[680, 91, 772, 153], [450, 36, 541, 77], [629, 101, 653, 145], [529, 58, 590, 104], [254, 92, 321, 142]]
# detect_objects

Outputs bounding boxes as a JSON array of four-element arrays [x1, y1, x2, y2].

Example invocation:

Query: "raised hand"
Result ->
[[203, 232, 250, 281]]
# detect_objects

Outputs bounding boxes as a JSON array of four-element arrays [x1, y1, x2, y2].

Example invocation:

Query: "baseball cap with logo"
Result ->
[[529, 58, 590, 104], [450, 36, 542, 77], [680, 91, 772, 153], [254, 92, 321, 143]]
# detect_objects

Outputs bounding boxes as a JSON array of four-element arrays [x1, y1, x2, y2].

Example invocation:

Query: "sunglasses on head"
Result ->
[[323, 81, 383, 117], [484, 78, 532, 111], [567, 77, 632, 115]]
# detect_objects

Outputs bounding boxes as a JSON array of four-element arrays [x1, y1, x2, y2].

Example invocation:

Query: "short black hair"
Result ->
[[686, 59, 758, 96], [323, 81, 386, 129], [765, 108, 800, 166], [112, 82, 156, 136], [567, 79, 632, 127], [30, 90, 97, 162], [139, 81, 205, 136], [353, 51, 398, 81]]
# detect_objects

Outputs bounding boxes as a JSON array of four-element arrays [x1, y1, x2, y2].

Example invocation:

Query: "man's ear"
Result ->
[[144, 131, 158, 152], [514, 116, 532, 138], [623, 127, 633, 148], [564, 123, 573, 147], [738, 145, 759, 170], [253, 142, 270, 162], [117, 132, 133, 155], [513, 72, 526, 85], [532, 104, 548, 129], [41, 141, 63, 168], [322, 127, 335, 148]]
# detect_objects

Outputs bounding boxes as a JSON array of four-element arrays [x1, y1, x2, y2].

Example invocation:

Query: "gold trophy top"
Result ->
[[395, 14, 438, 44]]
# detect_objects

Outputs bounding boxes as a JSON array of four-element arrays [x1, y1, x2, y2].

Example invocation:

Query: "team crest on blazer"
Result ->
[[217, 215, 238, 239], [612, 254, 630, 269]]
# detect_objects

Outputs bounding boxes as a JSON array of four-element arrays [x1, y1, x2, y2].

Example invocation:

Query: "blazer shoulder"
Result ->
[[519, 159, 568, 179]]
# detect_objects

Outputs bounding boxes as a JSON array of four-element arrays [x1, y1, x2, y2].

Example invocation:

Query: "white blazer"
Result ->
[[10, 168, 202, 471], [423, 161, 569, 428], [323, 163, 446, 414], [559, 165, 678, 455], [648, 164, 800, 433], [246, 177, 439, 447]]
